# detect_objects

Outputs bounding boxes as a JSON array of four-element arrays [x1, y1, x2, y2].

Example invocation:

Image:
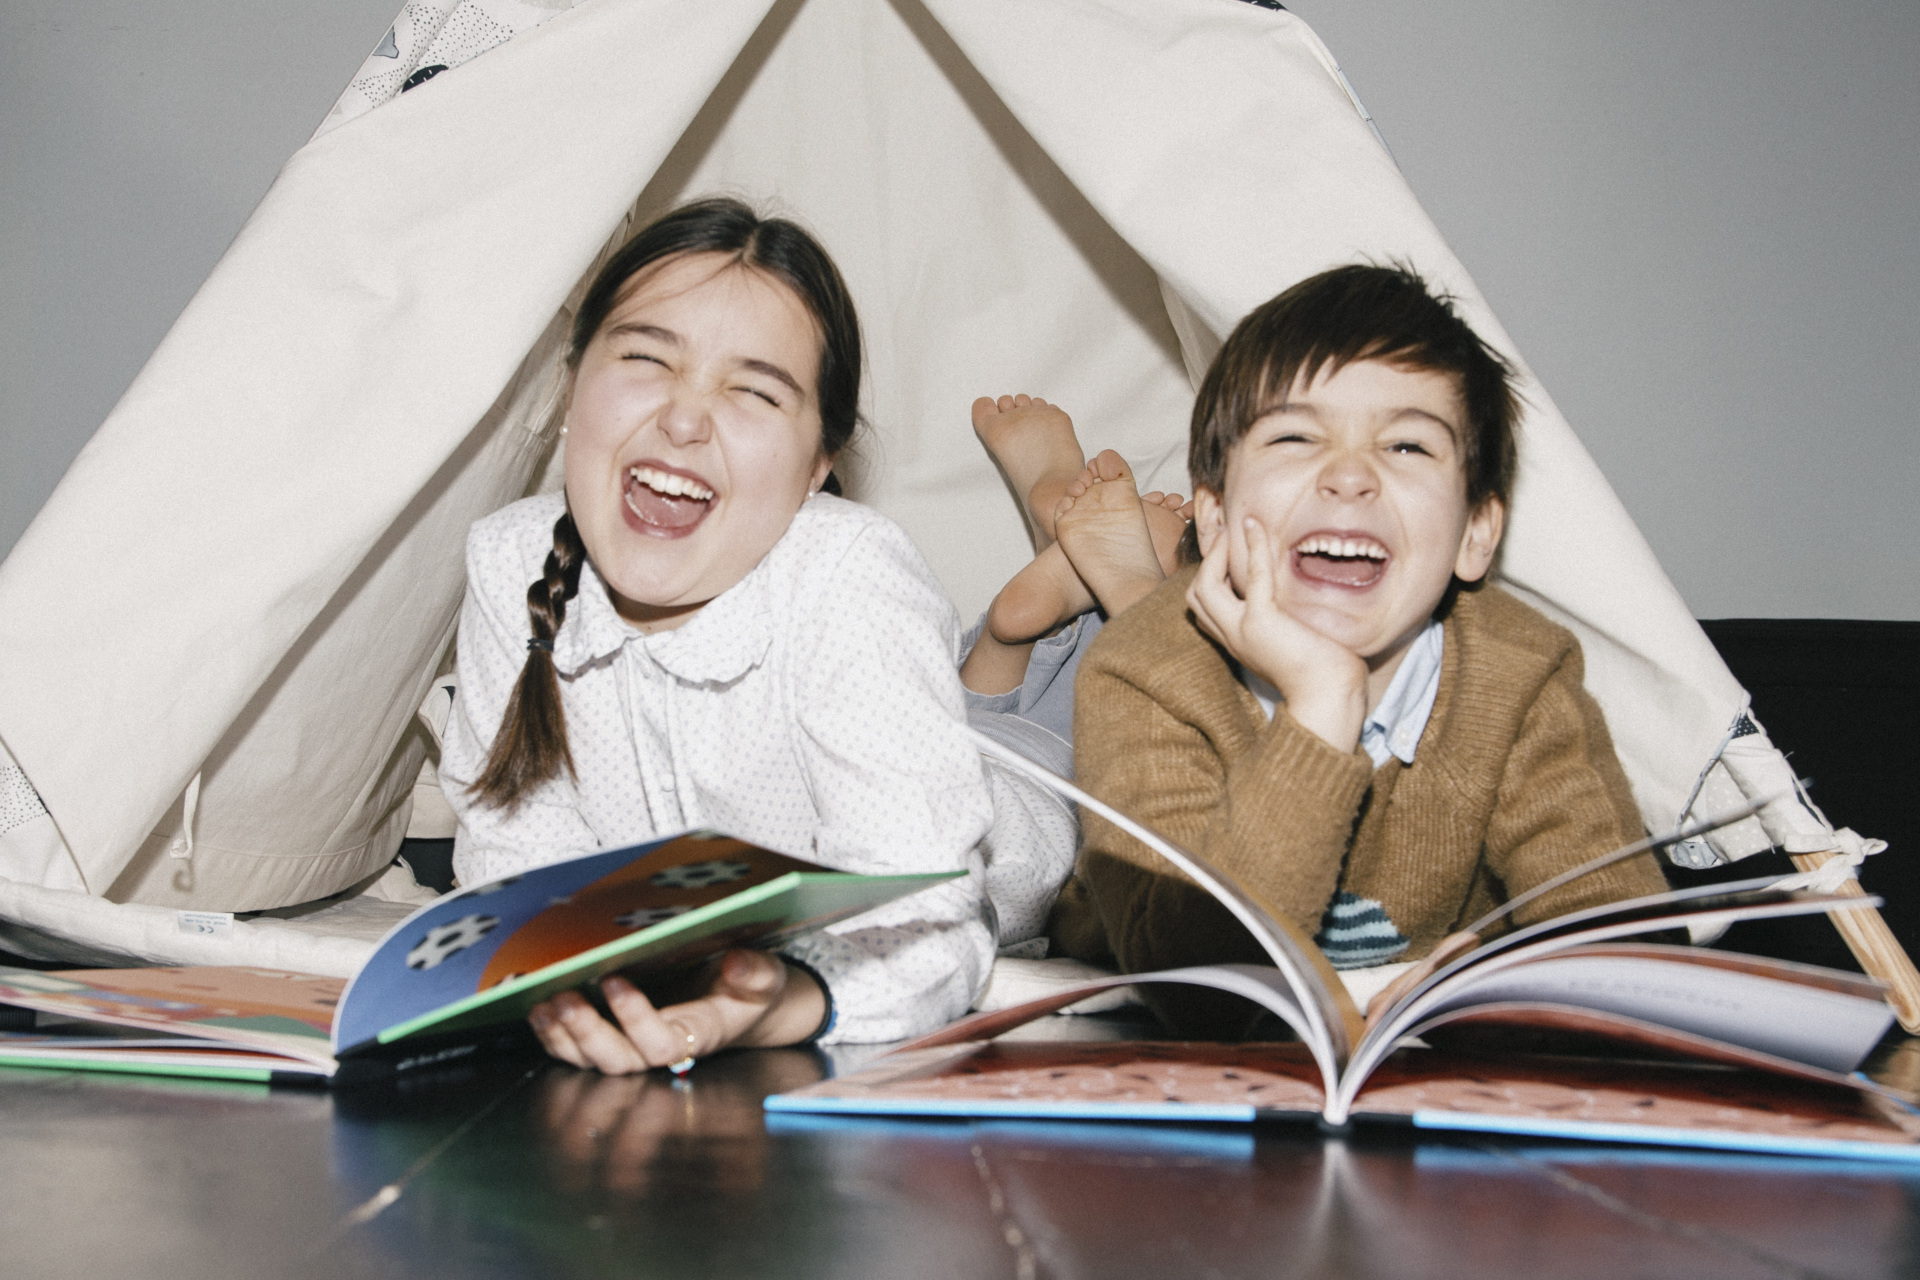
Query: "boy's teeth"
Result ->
[[630, 466, 714, 501], [1295, 534, 1386, 560]]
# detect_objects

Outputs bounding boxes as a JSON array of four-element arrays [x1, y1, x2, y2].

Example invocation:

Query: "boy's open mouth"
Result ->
[[625, 464, 715, 533], [1291, 532, 1388, 588]]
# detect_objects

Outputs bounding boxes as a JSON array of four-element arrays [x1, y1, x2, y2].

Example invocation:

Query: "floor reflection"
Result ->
[[536, 1049, 824, 1198], [317, 1046, 1920, 1280]]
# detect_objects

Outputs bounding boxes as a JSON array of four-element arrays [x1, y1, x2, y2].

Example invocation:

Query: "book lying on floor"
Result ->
[[0, 832, 957, 1084], [768, 734, 1917, 1163]]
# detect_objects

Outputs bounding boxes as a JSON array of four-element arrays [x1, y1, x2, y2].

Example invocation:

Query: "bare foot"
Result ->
[[1055, 451, 1181, 620], [972, 394, 1085, 548], [986, 543, 1094, 645], [1138, 490, 1196, 575]]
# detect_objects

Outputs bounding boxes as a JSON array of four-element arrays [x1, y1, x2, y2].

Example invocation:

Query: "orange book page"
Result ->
[[1352, 1048, 1920, 1147], [0, 967, 342, 1066]]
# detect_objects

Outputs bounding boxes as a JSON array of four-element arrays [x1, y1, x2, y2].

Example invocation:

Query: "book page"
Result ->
[[1351, 1049, 1920, 1151], [1409, 945, 1893, 1073], [769, 1040, 1328, 1120], [0, 966, 341, 1067]]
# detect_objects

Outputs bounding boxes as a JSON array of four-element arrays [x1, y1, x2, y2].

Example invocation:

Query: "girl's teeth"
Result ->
[[630, 467, 714, 501]]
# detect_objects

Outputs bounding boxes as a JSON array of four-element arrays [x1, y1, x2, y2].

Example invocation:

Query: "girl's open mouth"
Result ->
[[624, 464, 715, 535], [1291, 532, 1388, 588]]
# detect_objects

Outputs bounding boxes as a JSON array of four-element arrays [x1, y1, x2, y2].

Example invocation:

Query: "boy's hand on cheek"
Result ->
[[1187, 518, 1367, 754]]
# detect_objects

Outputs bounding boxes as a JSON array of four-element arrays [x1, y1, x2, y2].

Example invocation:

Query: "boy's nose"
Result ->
[[1317, 448, 1380, 500]]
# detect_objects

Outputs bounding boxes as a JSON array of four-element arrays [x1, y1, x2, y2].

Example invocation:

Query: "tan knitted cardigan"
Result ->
[[1050, 567, 1668, 1036]]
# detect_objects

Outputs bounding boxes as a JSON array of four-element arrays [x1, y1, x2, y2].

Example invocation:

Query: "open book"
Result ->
[[0, 831, 956, 1084], [768, 736, 1920, 1163]]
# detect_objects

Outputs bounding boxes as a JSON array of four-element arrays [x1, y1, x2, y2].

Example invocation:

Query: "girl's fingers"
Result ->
[[528, 999, 589, 1069], [530, 952, 800, 1076], [537, 991, 650, 1074], [601, 976, 703, 1066], [710, 948, 785, 1001]]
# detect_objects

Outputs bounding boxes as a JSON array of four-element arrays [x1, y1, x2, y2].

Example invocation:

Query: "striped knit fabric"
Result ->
[[1314, 892, 1412, 969]]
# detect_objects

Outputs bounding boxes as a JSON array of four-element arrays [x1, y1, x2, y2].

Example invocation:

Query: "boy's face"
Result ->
[[1193, 358, 1503, 670]]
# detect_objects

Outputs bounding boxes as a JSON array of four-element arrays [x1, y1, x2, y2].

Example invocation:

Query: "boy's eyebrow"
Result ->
[[1388, 406, 1460, 440], [1264, 400, 1460, 440]]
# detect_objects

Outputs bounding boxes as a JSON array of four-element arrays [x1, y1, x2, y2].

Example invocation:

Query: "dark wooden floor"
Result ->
[[5, 1024, 1919, 1280]]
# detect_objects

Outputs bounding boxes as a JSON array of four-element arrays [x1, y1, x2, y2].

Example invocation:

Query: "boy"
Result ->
[[1048, 264, 1669, 1037]]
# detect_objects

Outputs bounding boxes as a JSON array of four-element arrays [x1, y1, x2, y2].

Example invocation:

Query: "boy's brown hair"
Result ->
[[1188, 264, 1518, 512]]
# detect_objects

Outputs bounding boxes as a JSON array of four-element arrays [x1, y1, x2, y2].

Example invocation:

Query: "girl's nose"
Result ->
[[655, 384, 712, 447], [1317, 446, 1380, 501]]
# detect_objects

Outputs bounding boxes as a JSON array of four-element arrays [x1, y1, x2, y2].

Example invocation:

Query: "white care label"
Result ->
[[176, 910, 235, 939]]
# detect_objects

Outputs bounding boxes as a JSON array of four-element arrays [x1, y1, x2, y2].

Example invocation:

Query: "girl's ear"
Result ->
[[808, 451, 834, 496], [1453, 495, 1505, 584], [1193, 486, 1227, 558]]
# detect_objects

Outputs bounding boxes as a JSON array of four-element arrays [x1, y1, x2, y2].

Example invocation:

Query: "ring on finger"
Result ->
[[666, 1023, 697, 1076]]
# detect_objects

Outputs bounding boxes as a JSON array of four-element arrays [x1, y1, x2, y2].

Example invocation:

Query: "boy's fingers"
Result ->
[[1242, 519, 1276, 603], [1186, 540, 1237, 633]]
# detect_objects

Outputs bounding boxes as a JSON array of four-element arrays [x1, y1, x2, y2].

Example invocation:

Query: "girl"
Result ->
[[439, 199, 1075, 1073]]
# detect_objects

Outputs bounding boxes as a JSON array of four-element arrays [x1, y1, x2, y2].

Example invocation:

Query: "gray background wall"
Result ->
[[4, 0, 1915, 619]]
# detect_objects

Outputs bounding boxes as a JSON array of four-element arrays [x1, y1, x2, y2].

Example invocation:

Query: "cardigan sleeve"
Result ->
[[1480, 640, 1670, 925]]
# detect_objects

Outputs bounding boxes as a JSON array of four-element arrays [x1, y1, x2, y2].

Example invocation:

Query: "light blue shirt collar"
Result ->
[[1240, 619, 1445, 769], [1359, 620, 1445, 768]]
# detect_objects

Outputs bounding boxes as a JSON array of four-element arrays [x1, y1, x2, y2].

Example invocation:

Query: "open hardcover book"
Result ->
[[0, 832, 957, 1084], [768, 735, 1920, 1163]]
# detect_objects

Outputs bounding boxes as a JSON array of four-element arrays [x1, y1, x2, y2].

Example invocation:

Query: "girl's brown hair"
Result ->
[[471, 197, 863, 812]]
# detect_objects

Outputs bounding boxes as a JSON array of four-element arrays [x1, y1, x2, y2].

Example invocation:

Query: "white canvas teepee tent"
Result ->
[[0, 0, 1891, 988]]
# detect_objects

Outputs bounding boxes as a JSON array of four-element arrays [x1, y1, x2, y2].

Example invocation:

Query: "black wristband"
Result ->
[[779, 954, 836, 1045]]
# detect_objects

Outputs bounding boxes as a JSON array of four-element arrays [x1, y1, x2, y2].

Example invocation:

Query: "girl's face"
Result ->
[[563, 252, 832, 632]]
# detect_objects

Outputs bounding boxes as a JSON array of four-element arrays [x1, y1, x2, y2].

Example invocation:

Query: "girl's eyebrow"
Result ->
[[605, 321, 677, 344], [739, 358, 804, 398], [604, 323, 804, 398]]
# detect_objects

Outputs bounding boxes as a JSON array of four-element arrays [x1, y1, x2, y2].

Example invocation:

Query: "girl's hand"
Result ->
[[1187, 517, 1368, 754], [527, 949, 826, 1075]]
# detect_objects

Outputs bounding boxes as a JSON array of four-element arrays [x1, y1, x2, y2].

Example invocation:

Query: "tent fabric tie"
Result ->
[[1773, 828, 1888, 894], [168, 772, 203, 862]]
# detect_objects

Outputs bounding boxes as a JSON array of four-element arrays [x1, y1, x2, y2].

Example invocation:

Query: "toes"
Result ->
[[1091, 449, 1130, 482], [1012, 393, 1032, 408], [971, 396, 999, 424]]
